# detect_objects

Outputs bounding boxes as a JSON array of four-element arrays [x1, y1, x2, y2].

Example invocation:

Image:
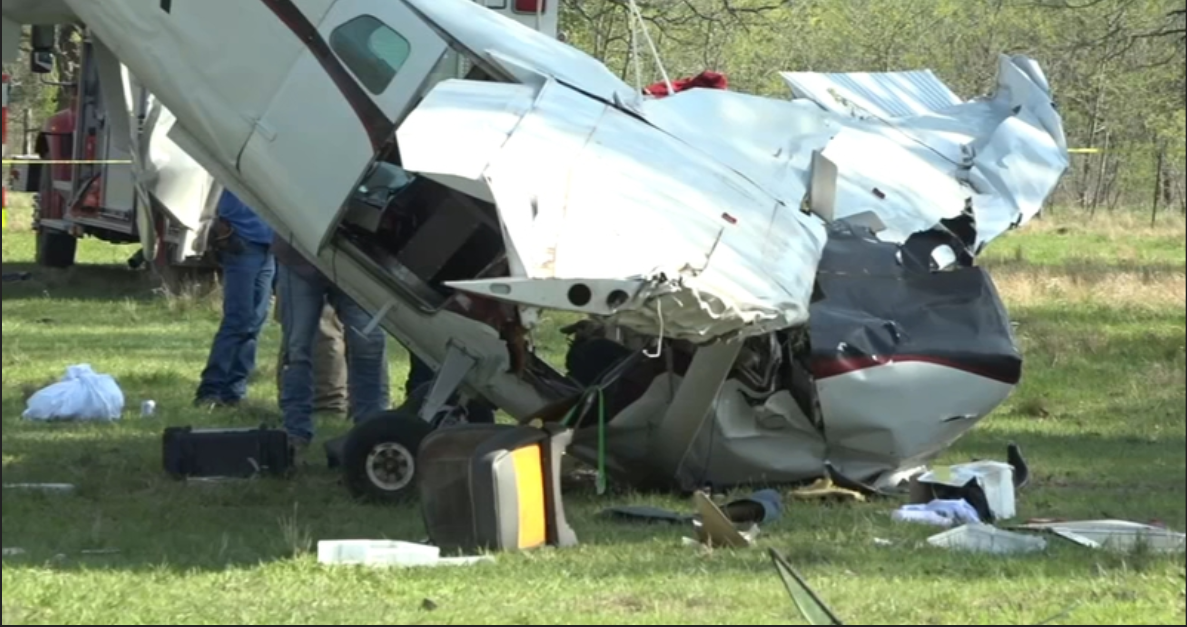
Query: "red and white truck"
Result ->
[[6, 27, 218, 273]]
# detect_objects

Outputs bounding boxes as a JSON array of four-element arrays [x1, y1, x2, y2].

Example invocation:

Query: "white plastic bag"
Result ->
[[892, 499, 982, 528], [22, 364, 125, 422]]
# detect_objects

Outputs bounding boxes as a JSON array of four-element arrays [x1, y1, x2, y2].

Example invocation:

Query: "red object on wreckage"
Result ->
[[643, 71, 728, 98]]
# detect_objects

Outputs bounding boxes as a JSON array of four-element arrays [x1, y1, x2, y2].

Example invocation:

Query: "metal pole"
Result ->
[[23, 108, 31, 154]]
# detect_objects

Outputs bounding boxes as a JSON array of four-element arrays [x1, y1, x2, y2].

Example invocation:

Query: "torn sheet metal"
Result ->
[[783, 69, 962, 119], [928, 523, 1047, 554], [569, 221, 1023, 490], [401, 78, 827, 343], [782, 55, 1069, 252], [1018, 520, 1187, 554]]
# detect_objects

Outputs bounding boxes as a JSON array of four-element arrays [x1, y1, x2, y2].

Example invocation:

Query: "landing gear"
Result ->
[[341, 407, 434, 503], [337, 343, 482, 505]]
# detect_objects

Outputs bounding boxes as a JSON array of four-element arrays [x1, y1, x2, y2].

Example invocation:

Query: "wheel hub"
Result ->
[[365, 442, 415, 491]]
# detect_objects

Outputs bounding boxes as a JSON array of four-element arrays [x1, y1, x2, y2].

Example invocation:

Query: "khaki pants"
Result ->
[[275, 294, 349, 414]]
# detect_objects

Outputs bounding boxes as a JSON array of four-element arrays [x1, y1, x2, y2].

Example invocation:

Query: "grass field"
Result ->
[[3, 195, 1185, 624]]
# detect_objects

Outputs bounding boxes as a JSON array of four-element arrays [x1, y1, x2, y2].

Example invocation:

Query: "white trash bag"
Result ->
[[22, 364, 125, 422]]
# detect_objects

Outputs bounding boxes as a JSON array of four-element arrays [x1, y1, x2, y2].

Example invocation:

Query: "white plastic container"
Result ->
[[363, 544, 443, 567], [918, 460, 1016, 521], [317, 540, 439, 566]]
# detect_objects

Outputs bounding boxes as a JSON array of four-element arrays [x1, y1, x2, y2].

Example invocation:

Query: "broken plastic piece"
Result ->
[[769, 548, 844, 625], [791, 477, 865, 503], [692, 491, 755, 548], [927, 523, 1046, 554], [3, 548, 26, 556], [1016, 520, 1186, 554]]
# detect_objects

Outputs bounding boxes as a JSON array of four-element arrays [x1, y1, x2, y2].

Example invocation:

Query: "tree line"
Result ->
[[5, 1, 1184, 217]]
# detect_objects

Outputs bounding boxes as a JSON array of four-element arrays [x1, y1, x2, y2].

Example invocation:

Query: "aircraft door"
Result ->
[[237, 0, 448, 255]]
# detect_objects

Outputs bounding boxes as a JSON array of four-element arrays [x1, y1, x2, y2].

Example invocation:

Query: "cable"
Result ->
[[626, 0, 673, 95]]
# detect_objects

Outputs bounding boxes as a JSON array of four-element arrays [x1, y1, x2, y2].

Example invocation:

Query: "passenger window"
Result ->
[[330, 15, 411, 95]]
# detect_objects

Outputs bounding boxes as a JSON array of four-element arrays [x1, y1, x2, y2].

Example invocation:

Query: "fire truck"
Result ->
[[4, 1, 559, 272], [6, 26, 216, 273]]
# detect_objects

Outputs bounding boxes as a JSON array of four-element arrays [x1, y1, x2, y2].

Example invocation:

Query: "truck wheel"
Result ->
[[341, 406, 434, 505], [35, 230, 77, 269]]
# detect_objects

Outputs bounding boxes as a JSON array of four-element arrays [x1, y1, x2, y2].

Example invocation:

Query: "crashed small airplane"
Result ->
[[3, 0, 1069, 501]]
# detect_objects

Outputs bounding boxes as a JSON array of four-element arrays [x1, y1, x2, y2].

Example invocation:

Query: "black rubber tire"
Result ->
[[341, 406, 435, 505], [35, 229, 77, 269]]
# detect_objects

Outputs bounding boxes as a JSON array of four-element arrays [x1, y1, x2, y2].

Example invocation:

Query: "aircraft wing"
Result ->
[[782, 55, 1070, 252], [400, 78, 828, 343]]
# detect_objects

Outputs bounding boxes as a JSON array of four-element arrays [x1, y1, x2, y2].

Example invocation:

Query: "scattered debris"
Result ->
[[911, 458, 1017, 522], [602, 489, 783, 527], [80, 549, 121, 556], [792, 477, 866, 504], [3, 483, 76, 493], [928, 523, 1047, 555], [601, 505, 693, 525], [140, 400, 156, 416], [1015, 520, 1186, 554], [723, 489, 783, 524], [22, 364, 125, 422], [872, 538, 894, 547], [688, 491, 758, 549], [892, 499, 981, 528], [3, 548, 26, 557], [421, 599, 439, 612], [163, 426, 292, 480], [317, 540, 493, 568], [1, 272, 32, 282], [769, 549, 844, 625]]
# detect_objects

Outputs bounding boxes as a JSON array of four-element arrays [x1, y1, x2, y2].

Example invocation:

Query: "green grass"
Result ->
[[3, 200, 1186, 624]]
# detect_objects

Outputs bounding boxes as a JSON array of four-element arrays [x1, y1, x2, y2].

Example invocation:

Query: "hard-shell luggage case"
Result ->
[[163, 426, 294, 479]]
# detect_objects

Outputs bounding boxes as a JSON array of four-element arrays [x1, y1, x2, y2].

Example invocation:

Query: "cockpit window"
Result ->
[[330, 15, 411, 95]]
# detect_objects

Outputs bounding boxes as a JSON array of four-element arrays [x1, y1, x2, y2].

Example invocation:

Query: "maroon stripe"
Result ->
[[812, 355, 1021, 385], [258, 0, 393, 152]]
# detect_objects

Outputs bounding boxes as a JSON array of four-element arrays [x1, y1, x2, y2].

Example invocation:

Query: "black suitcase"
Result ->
[[163, 426, 294, 479]]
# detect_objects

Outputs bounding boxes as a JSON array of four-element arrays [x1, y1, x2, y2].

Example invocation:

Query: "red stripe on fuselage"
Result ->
[[812, 355, 1020, 385]]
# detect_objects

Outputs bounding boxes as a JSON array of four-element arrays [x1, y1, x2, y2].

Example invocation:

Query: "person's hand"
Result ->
[[208, 219, 244, 254]]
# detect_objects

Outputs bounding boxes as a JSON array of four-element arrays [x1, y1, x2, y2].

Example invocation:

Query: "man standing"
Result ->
[[273, 238, 389, 449], [194, 190, 275, 407], [274, 298, 349, 415]]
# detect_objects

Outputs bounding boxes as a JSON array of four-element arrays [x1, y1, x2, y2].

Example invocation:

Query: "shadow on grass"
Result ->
[[1, 262, 163, 303]]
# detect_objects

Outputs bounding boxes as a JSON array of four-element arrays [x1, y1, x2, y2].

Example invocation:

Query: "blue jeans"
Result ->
[[195, 240, 276, 403], [278, 264, 390, 442]]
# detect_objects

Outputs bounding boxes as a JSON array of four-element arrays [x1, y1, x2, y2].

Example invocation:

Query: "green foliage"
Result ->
[[562, 0, 1187, 210], [3, 2, 1182, 210]]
